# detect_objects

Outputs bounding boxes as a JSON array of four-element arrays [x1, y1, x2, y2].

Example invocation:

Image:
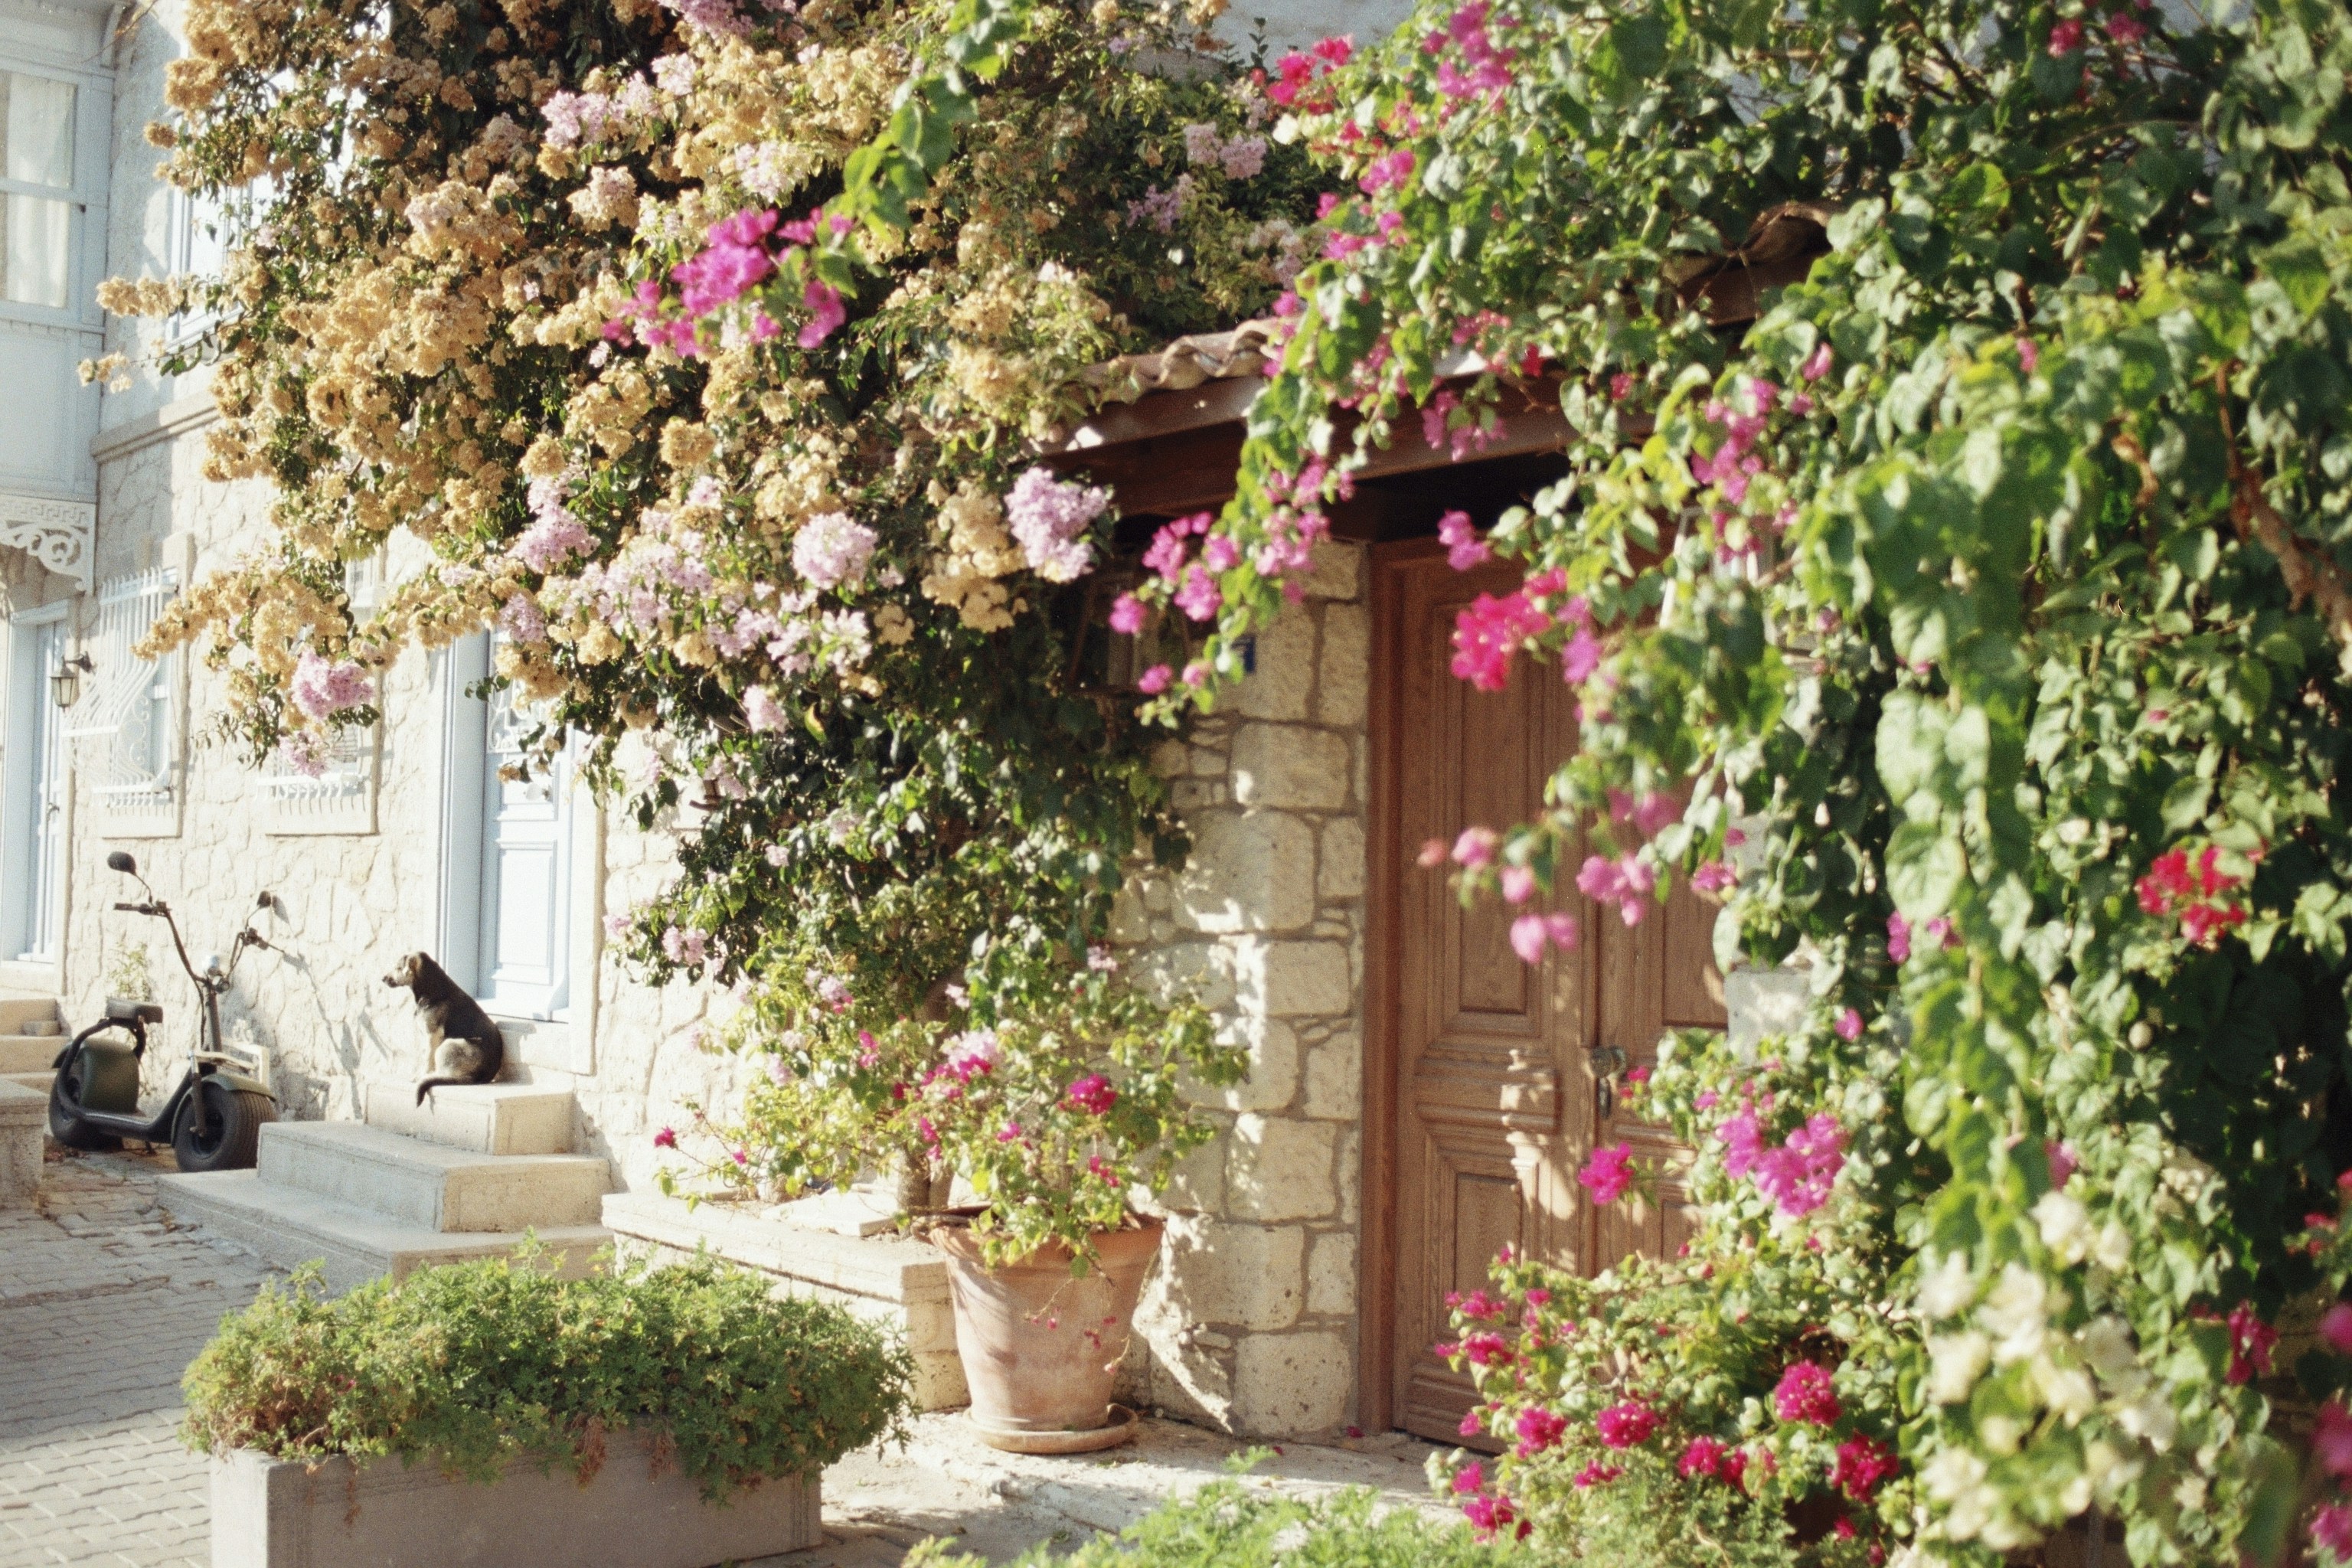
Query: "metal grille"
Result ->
[[68, 567, 178, 812]]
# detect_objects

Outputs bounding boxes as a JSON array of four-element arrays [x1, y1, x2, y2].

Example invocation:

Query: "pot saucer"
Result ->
[[969, 1401, 1140, 1455]]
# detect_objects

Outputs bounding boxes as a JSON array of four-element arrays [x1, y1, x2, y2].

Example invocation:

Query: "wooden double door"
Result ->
[[1369, 545, 1726, 1442]]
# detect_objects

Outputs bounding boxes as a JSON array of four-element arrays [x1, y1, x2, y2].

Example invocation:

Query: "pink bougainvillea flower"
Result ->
[[2047, 17, 2084, 54], [2324, 1305, 2352, 1354], [1593, 1400, 1658, 1449], [1513, 1408, 1567, 1457], [2226, 1302, 2278, 1384], [1571, 1462, 1622, 1488], [1577, 1142, 1635, 1205], [2314, 1503, 2352, 1562], [2107, 11, 2148, 43], [2318, 1401, 2352, 1477], [1886, 912, 1913, 962], [1753, 1113, 1847, 1217], [796, 279, 845, 348], [1436, 508, 1490, 571], [1109, 593, 1148, 635], [1801, 341, 1834, 381], [1500, 865, 1537, 904], [1453, 826, 1499, 867], [1692, 859, 1738, 893], [1834, 1008, 1864, 1041], [1772, 1360, 1841, 1426], [1678, 1436, 1730, 1480], [1065, 1073, 1119, 1116], [652, 1126, 678, 1149], [1451, 1460, 1485, 1495], [1831, 1434, 1898, 1501], [1461, 1331, 1514, 1367], [1136, 664, 1173, 694], [1450, 590, 1550, 691]]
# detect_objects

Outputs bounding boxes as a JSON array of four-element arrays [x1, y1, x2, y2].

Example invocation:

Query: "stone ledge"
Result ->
[[91, 391, 218, 465], [603, 1188, 968, 1410], [0, 1080, 46, 1206]]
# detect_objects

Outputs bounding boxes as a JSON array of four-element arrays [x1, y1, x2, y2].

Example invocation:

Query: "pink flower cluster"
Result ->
[[1436, 508, 1489, 570], [1677, 1436, 1748, 1489], [289, 650, 374, 723], [1720, 1103, 1847, 1218], [935, 1030, 999, 1086], [541, 74, 657, 150], [1576, 1141, 1635, 1205], [1594, 1399, 1658, 1449], [1265, 34, 1351, 108], [1576, 852, 1657, 926], [514, 473, 593, 572], [1449, 589, 1549, 691], [1004, 468, 1108, 583], [2226, 1302, 2277, 1385], [1831, 1434, 1897, 1502], [1125, 177, 1195, 234], [1180, 122, 1268, 179], [662, 925, 708, 966], [1066, 1073, 1119, 1115], [2136, 843, 2251, 947], [1772, 1360, 1840, 1426], [1424, 0, 1515, 105], [1508, 910, 1579, 963], [792, 511, 878, 590], [1511, 1408, 1565, 1457], [609, 206, 849, 358]]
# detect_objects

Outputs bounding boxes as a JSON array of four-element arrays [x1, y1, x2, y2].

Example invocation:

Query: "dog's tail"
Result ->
[[415, 1076, 467, 1106]]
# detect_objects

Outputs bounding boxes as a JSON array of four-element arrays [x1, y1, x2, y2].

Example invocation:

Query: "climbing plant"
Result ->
[[109, 0, 1312, 1250], [1106, 0, 2352, 1560]]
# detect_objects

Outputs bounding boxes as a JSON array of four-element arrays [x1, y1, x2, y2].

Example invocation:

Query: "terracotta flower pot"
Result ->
[[932, 1218, 1162, 1451]]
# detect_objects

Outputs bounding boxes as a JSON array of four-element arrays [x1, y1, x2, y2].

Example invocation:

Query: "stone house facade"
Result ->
[[0, 0, 1775, 1442]]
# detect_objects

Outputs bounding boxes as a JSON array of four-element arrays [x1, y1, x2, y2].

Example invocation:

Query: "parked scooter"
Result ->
[[47, 851, 279, 1171]]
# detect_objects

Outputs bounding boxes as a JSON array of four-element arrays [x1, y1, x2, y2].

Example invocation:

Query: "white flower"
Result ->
[[2078, 1316, 2145, 1391], [2117, 1391, 2179, 1450], [1979, 1263, 2055, 1365], [2174, 1474, 2207, 1511], [2032, 1355, 2097, 1423], [1918, 1250, 1977, 1319], [1922, 1445, 1989, 1501], [2090, 1220, 2132, 1271], [1927, 1331, 1991, 1403], [2032, 1190, 2090, 1263]]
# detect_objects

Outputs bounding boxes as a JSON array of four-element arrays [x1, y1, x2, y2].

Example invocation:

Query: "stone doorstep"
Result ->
[[211, 1429, 820, 1568], [256, 1120, 609, 1233], [156, 1168, 611, 1292], [0, 1034, 64, 1074], [360, 1079, 577, 1157], [1, 1069, 50, 1096], [602, 1189, 968, 1411], [0, 996, 60, 1034]]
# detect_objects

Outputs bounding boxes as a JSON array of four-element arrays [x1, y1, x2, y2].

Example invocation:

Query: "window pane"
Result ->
[[3, 74, 75, 188], [4, 194, 71, 308]]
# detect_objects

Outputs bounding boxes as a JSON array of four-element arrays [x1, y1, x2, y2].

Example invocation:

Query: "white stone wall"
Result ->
[[1122, 542, 1370, 1436]]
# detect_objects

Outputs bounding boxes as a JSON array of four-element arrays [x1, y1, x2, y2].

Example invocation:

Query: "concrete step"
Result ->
[[2, 1070, 51, 1096], [256, 1122, 609, 1233], [157, 1170, 609, 1292], [0, 998, 60, 1034], [361, 1080, 575, 1156], [0, 1037, 63, 1074]]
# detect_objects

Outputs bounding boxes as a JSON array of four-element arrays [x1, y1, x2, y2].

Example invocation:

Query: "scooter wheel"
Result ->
[[47, 1063, 123, 1152], [172, 1083, 275, 1173]]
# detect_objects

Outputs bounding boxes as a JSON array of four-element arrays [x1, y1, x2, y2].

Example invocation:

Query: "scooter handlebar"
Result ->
[[113, 901, 150, 913]]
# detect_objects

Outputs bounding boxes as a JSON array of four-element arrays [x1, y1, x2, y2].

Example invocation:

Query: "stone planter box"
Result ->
[[211, 1430, 820, 1568], [603, 1188, 968, 1410]]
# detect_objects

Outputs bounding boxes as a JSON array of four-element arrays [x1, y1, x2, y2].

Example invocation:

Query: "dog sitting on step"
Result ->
[[384, 952, 506, 1105]]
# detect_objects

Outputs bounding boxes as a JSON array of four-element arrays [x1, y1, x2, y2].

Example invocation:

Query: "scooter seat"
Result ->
[[105, 997, 162, 1025]]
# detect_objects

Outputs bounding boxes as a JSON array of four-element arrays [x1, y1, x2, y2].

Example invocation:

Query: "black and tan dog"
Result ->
[[384, 952, 506, 1105]]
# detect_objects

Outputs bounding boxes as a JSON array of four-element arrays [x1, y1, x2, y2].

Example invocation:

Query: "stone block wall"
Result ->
[[1120, 541, 1371, 1437]]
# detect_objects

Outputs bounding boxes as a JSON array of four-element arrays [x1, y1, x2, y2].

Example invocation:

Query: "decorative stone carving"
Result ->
[[0, 493, 94, 592]]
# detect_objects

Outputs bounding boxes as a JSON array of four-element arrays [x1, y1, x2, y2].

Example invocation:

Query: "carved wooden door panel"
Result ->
[[1383, 547, 1723, 1444]]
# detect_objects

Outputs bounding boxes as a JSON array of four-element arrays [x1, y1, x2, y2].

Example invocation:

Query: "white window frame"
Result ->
[[0, 60, 110, 335], [1, 602, 73, 965]]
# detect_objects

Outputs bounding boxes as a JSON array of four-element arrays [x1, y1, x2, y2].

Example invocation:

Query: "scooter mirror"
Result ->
[[203, 952, 227, 978], [106, 851, 137, 875]]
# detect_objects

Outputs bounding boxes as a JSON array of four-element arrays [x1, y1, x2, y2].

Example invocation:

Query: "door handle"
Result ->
[[1589, 1045, 1628, 1119]]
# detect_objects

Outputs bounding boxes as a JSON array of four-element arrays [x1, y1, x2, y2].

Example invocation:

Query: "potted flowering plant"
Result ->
[[681, 947, 1240, 1452]]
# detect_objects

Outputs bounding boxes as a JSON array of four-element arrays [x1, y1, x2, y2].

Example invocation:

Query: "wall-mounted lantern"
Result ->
[[51, 651, 94, 710]]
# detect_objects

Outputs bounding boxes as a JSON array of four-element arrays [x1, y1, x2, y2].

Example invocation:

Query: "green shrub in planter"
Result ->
[[182, 1253, 913, 1501], [909, 1478, 1524, 1568]]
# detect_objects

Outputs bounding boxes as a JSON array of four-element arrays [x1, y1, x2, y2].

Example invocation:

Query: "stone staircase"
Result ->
[[157, 1082, 612, 1290], [0, 997, 67, 1094]]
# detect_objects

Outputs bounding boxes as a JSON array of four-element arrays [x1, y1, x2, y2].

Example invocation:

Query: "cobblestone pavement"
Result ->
[[0, 1147, 279, 1568], [0, 1146, 1438, 1568]]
